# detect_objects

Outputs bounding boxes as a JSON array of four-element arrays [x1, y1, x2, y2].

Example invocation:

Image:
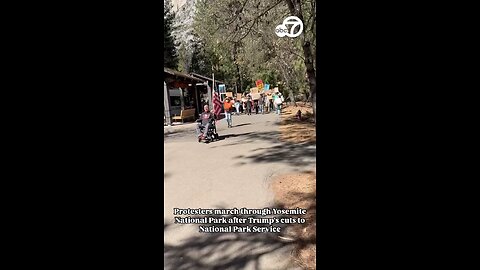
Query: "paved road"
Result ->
[[164, 113, 316, 270]]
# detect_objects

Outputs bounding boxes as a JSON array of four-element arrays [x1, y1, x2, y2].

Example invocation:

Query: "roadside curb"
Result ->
[[164, 124, 196, 135]]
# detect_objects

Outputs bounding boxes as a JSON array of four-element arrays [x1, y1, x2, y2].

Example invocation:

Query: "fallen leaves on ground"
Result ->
[[273, 104, 316, 269], [271, 171, 316, 270], [279, 104, 315, 144]]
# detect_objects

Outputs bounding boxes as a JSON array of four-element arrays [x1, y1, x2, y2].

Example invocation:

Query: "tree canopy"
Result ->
[[169, 0, 316, 122], [164, 0, 178, 69]]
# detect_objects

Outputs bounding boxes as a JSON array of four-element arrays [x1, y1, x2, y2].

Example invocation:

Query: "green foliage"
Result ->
[[164, 0, 178, 69], [179, 0, 315, 101], [190, 35, 210, 75]]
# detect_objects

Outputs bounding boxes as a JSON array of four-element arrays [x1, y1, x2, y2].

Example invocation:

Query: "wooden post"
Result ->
[[212, 73, 215, 101], [194, 84, 200, 117], [207, 82, 212, 110], [164, 81, 172, 126], [179, 87, 185, 111]]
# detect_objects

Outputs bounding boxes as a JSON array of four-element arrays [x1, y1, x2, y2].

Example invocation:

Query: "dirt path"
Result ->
[[164, 112, 316, 270]]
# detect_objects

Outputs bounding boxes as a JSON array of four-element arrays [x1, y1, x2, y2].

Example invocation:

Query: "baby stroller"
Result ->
[[196, 118, 219, 143]]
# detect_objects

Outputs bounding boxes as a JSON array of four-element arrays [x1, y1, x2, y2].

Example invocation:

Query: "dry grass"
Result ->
[[273, 105, 316, 269], [279, 104, 316, 144], [271, 171, 316, 270]]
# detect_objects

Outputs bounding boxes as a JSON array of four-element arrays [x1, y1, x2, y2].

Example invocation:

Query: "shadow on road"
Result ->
[[164, 193, 316, 270], [232, 123, 252, 127], [214, 130, 315, 167], [165, 128, 315, 167], [217, 132, 252, 141], [165, 130, 194, 140], [217, 131, 281, 147], [242, 142, 315, 167]]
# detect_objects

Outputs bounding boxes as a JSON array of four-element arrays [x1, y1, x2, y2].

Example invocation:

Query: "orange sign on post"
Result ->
[[256, 80, 264, 90]]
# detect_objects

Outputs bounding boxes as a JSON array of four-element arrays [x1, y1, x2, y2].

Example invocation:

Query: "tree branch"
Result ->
[[215, 0, 250, 32], [282, 45, 305, 61], [284, 0, 295, 15], [235, 18, 258, 42], [214, 0, 283, 41], [235, 0, 283, 31]]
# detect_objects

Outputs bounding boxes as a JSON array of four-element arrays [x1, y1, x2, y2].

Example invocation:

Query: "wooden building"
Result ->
[[190, 73, 226, 101], [164, 68, 205, 125], [164, 68, 228, 125]]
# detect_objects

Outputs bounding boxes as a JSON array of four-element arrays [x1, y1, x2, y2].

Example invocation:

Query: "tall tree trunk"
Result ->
[[279, 58, 296, 107], [285, 0, 316, 125], [288, 89, 296, 107], [185, 49, 193, 73], [302, 43, 316, 121], [233, 42, 243, 93]]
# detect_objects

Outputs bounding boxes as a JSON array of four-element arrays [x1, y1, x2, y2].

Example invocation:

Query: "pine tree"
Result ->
[[164, 0, 178, 69]]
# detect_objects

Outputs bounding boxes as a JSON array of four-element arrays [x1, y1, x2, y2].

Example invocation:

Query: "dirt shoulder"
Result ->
[[274, 103, 316, 270], [279, 104, 316, 144]]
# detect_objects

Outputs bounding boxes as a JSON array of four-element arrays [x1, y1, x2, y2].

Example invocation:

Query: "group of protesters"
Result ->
[[222, 92, 285, 128], [227, 93, 284, 115]]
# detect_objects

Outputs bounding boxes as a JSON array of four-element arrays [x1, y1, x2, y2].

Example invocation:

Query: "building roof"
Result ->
[[164, 67, 204, 82], [189, 72, 225, 84]]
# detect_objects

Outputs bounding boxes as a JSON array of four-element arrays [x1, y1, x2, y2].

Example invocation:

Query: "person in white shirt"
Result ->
[[274, 93, 284, 114]]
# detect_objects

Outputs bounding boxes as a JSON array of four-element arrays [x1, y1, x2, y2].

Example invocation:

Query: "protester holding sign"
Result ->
[[264, 94, 269, 113], [267, 94, 273, 113], [246, 96, 252, 115], [272, 93, 278, 113], [258, 94, 264, 114]]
